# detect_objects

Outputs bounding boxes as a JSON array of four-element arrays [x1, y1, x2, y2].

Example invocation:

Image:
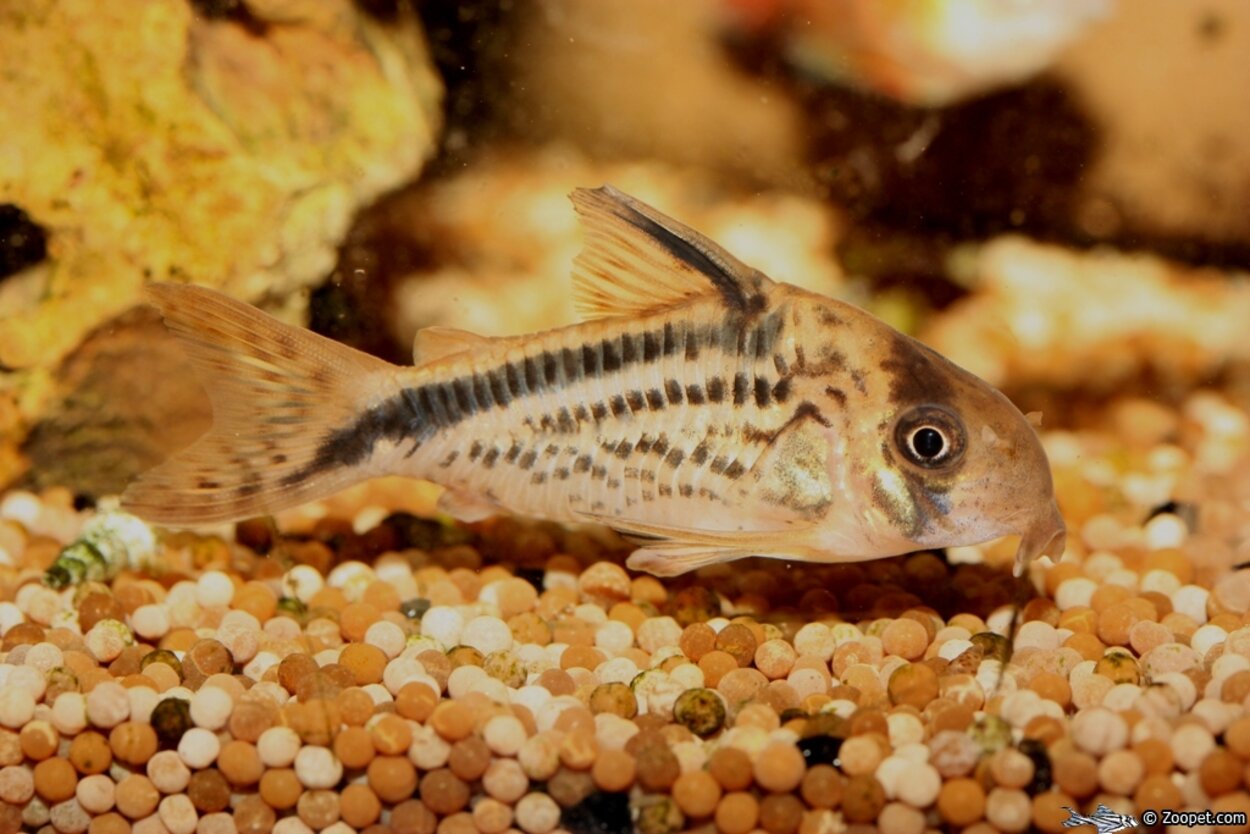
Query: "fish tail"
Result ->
[[121, 283, 402, 526]]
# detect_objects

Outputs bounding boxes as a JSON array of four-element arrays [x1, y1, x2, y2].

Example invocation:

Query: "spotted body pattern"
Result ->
[[123, 187, 1065, 576], [44, 510, 158, 589]]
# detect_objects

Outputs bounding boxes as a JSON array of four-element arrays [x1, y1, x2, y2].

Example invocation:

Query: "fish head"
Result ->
[[851, 331, 1066, 573]]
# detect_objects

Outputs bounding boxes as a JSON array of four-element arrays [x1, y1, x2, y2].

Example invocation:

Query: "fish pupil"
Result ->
[[912, 427, 946, 459]]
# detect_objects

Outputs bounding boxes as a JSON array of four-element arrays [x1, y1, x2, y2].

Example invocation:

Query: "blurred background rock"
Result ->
[[2, 0, 1248, 499], [0, 0, 443, 491]]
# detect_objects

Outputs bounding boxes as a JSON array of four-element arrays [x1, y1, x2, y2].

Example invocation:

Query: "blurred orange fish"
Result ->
[[124, 187, 1065, 576], [726, 0, 1111, 106]]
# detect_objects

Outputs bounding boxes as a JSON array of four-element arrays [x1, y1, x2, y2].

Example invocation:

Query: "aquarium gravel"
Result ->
[[1, 393, 1250, 834]]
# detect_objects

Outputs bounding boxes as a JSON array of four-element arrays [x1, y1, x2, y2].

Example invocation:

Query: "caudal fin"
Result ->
[[121, 283, 400, 526]]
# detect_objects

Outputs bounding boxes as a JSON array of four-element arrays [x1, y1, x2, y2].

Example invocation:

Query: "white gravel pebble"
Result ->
[[195, 571, 235, 607], [177, 727, 220, 770], [1055, 577, 1098, 610], [293, 745, 343, 789], [1190, 624, 1227, 658], [364, 620, 407, 659], [793, 623, 836, 661], [421, 607, 465, 649], [189, 686, 233, 731], [461, 615, 513, 655], [284, 565, 325, 604], [257, 726, 302, 768], [1171, 585, 1211, 624]]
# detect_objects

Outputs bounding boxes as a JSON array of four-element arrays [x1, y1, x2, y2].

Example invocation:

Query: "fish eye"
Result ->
[[895, 406, 966, 469], [911, 427, 946, 459]]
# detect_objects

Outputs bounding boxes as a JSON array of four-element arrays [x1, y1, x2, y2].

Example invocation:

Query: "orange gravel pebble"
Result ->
[[362, 580, 401, 612], [258, 769, 302, 811], [881, 618, 929, 660], [754, 741, 806, 793], [218, 740, 264, 787], [1225, 716, 1250, 758], [34, 756, 79, 803], [1053, 751, 1099, 798], [370, 714, 413, 756], [759, 793, 804, 834], [1090, 583, 1133, 613], [698, 650, 739, 688], [1032, 791, 1080, 833], [672, 770, 721, 818], [419, 769, 470, 815], [801, 764, 845, 809], [889, 662, 939, 708], [591, 748, 636, 793], [1199, 749, 1243, 796], [308, 586, 347, 612], [1028, 671, 1072, 707], [536, 668, 575, 696], [368, 756, 419, 804], [89, 812, 130, 834], [235, 795, 276, 834], [109, 722, 157, 767], [448, 736, 491, 782], [679, 623, 717, 661], [391, 797, 438, 834], [937, 778, 985, 826], [19, 720, 57, 760], [1064, 632, 1106, 662], [232, 584, 277, 622], [396, 682, 439, 723], [69, 732, 113, 775], [714, 791, 759, 834], [335, 687, 375, 727], [842, 774, 886, 823], [340, 784, 382, 829], [1134, 775, 1182, 817], [429, 701, 475, 742], [188, 768, 231, 813], [755, 639, 797, 679], [715, 623, 758, 667], [707, 746, 754, 791], [339, 603, 381, 643], [1132, 738, 1174, 777], [1058, 606, 1096, 634], [1097, 601, 1144, 646], [340, 643, 387, 686], [634, 738, 680, 792], [298, 788, 342, 829], [560, 645, 605, 671], [113, 775, 159, 820]]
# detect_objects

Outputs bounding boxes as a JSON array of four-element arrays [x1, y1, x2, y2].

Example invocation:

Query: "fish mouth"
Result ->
[[1013, 501, 1066, 577]]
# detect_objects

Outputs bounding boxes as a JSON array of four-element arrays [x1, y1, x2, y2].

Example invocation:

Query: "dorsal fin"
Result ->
[[569, 185, 771, 320], [413, 326, 493, 364]]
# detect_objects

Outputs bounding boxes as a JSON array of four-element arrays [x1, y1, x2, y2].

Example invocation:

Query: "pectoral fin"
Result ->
[[572, 510, 815, 576], [626, 546, 747, 577], [436, 488, 502, 523]]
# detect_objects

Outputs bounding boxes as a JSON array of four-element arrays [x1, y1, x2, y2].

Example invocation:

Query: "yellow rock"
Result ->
[[0, 0, 442, 481]]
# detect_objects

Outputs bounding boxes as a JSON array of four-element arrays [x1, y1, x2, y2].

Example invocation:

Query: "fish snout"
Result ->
[[1013, 501, 1066, 577]]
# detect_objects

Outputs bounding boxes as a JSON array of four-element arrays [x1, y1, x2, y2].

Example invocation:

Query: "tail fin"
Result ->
[[121, 283, 401, 526]]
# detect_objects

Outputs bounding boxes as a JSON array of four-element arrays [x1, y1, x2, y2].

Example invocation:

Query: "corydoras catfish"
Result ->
[[122, 186, 1065, 576]]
